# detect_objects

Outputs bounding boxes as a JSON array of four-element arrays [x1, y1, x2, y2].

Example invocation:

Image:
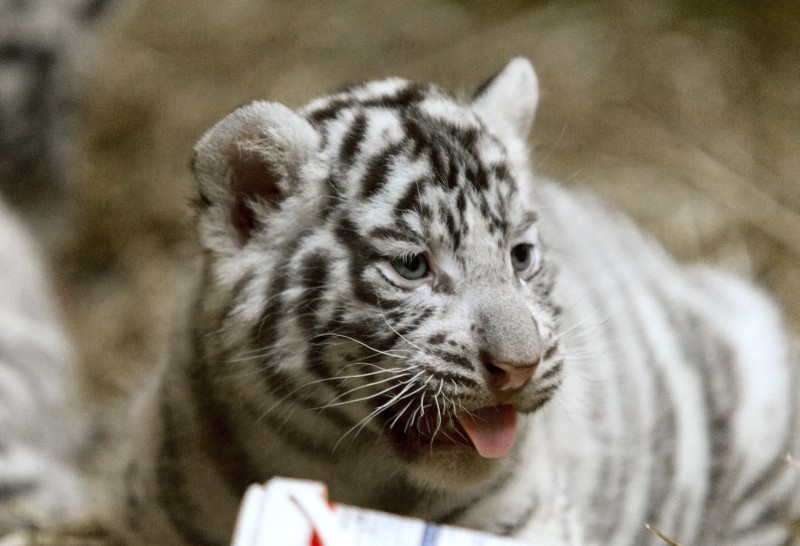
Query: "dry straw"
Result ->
[[644, 523, 681, 546]]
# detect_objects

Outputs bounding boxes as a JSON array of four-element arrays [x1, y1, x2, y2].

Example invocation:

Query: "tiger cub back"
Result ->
[[0, 199, 86, 531], [109, 58, 800, 546]]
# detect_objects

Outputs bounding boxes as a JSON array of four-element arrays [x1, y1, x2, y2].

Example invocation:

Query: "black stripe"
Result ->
[[444, 208, 458, 241], [395, 307, 434, 337], [338, 111, 367, 167], [306, 336, 334, 382], [427, 143, 449, 187], [393, 176, 426, 220], [434, 272, 456, 295], [219, 271, 255, 322], [194, 190, 212, 209], [188, 353, 256, 498], [307, 98, 353, 124], [444, 154, 460, 191], [455, 189, 467, 216], [156, 387, 220, 546], [542, 341, 560, 363], [360, 142, 405, 200], [424, 367, 479, 388], [336, 217, 402, 310], [402, 114, 433, 152], [657, 299, 737, 543], [622, 295, 676, 545], [0, 478, 36, 500], [308, 84, 428, 124], [248, 275, 371, 438], [123, 461, 144, 533], [730, 344, 798, 520], [241, 357, 357, 458], [306, 308, 356, 401], [526, 391, 557, 413], [319, 174, 341, 221], [496, 497, 539, 536], [368, 225, 416, 242], [339, 319, 400, 355], [734, 443, 796, 512], [383, 84, 428, 109], [532, 382, 560, 399], [688, 313, 737, 543], [376, 269, 413, 292], [478, 196, 508, 237], [251, 268, 289, 358], [296, 252, 331, 335], [538, 358, 563, 381], [244, 234, 358, 435], [579, 287, 635, 544], [455, 125, 480, 153], [470, 162, 490, 193], [432, 349, 474, 371], [491, 163, 513, 187], [233, 266, 353, 444]]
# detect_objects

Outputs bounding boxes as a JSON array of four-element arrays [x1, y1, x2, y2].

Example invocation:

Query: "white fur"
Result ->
[[0, 200, 86, 527]]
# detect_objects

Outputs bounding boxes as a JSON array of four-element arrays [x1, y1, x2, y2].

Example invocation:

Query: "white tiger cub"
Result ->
[[0, 199, 85, 531], [108, 58, 800, 545]]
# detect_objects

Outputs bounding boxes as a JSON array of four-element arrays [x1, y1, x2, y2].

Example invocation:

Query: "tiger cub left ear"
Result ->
[[191, 101, 320, 247], [471, 57, 539, 143]]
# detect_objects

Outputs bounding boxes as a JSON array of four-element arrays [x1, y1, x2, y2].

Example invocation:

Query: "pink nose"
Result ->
[[484, 360, 538, 391]]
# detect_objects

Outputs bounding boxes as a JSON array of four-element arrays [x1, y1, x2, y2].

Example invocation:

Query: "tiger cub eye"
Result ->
[[510, 243, 540, 278], [391, 253, 429, 280]]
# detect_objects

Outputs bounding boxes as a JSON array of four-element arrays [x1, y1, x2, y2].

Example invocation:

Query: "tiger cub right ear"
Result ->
[[191, 101, 320, 247], [471, 57, 539, 143]]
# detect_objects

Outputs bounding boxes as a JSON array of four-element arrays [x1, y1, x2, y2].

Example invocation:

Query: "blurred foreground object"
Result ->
[[0, 198, 87, 532], [232, 478, 536, 546]]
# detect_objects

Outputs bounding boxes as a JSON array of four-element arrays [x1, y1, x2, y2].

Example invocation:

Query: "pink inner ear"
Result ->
[[229, 149, 282, 244]]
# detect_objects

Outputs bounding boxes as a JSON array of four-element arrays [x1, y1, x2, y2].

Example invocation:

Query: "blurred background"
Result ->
[[2, 0, 799, 407]]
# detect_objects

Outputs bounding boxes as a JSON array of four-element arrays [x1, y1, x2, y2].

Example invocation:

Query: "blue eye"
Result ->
[[391, 253, 429, 280], [510, 243, 540, 277]]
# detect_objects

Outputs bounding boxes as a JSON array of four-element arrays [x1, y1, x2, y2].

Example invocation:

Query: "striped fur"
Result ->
[[0, 1, 110, 533], [110, 58, 800, 545], [0, 0, 115, 201], [0, 199, 86, 530]]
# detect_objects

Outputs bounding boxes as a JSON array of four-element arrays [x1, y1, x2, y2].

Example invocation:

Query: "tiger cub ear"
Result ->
[[471, 57, 539, 143], [191, 101, 320, 247]]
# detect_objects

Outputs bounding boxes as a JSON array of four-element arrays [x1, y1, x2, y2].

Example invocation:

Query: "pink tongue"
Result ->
[[457, 405, 517, 459]]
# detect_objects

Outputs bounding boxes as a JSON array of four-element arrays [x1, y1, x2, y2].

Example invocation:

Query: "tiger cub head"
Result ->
[[190, 58, 563, 489]]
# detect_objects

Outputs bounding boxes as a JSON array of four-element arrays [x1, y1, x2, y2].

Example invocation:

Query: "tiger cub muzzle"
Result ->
[[376, 289, 554, 461]]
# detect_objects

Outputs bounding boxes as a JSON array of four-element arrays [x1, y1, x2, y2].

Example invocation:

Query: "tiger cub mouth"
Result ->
[[385, 404, 519, 460]]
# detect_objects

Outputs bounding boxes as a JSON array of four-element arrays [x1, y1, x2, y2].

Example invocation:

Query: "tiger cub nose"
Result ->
[[483, 359, 538, 391]]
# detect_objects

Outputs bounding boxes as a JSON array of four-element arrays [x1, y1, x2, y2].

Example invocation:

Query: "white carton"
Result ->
[[231, 478, 535, 546]]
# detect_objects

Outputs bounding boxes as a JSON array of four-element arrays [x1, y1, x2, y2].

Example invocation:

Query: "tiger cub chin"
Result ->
[[109, 58, 800, 546]]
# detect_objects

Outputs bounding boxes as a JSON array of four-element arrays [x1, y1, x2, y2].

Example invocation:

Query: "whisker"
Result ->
[[312, 377, 411, 411], [319, 332, 411, 359], [387, 397, 416, 430], [333, 377, 426, 451], [376, 301, 425, 352], [313, 371, 415, 409]]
